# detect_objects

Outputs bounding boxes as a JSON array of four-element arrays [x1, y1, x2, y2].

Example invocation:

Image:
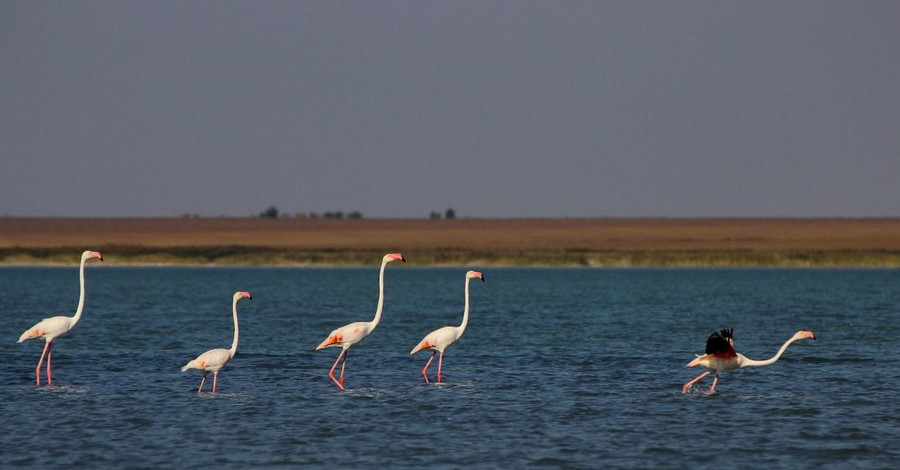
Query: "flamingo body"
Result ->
[[181, 348, 231, 374], [317, 253, 404, 390], [682, 329, 816, 394], [411, 270, 484, 383], [410, 325, 460, 355], [182, 291, 251, 394], [18, 250, 103, 386], [316, 321, 372, 350], [18, 316, 76, 344]]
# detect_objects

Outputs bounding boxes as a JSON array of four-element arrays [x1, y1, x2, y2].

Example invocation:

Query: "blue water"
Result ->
[[1, 266, 898, 468]]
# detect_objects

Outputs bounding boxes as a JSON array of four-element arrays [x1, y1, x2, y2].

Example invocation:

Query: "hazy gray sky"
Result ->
[[2, 1, 898, 218]]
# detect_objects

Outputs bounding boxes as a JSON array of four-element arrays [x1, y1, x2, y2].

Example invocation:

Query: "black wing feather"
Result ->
[[704, 328, 734, 355]]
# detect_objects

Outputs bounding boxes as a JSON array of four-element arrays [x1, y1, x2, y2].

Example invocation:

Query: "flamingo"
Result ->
[[316, 253, 405, 390], [410, 270, 484, 383], [682, 328, 816, 394], [17, 250, 103, 386], [181, 291, 252, 394]]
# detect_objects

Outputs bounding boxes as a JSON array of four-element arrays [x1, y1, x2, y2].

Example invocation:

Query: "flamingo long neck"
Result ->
[[370, 258, 389, 328], [70, 256, 89, 325], [740, 336, 801, 368], [229, 297, 240, 357], [458, 277, 472, 333]]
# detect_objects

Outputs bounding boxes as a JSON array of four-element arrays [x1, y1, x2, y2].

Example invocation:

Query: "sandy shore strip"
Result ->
[[1, 217, 898, 267]]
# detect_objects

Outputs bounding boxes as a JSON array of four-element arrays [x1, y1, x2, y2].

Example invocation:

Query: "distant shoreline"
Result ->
[[2, 217, 898, 267], [1, 247, 897, 268]]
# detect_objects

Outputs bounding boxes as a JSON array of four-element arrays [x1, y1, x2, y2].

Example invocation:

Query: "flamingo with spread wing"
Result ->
[[683, 328, 816, 394]]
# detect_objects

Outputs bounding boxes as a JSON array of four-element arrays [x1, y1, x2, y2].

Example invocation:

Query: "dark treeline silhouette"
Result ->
[[259, 206, 459, 220], [258, 206, 363, 219]]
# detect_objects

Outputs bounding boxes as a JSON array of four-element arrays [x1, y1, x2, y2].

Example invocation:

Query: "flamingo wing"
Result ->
[[18, 316, 73, 343], [704, 329, 734, 355], [316, 321, 371, 350], [410, 326, 459, 354], [182, 348, 231, 372]]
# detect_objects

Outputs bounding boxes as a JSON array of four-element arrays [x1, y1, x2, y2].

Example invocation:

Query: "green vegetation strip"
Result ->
[[1, 246, 899, 267]]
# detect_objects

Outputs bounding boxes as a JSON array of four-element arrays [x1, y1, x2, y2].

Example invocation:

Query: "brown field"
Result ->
[[1, 217, 899, 266]]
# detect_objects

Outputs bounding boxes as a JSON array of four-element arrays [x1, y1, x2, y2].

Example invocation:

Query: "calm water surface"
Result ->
[[1, 267, 898, 468]]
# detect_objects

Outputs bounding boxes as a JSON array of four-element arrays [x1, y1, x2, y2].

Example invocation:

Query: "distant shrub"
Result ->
[[259, 206, 279, 219]]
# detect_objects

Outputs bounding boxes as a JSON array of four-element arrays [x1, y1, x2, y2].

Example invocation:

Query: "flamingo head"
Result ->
[[794, 330, 816, 341], [467, 271, 485, 282], [234, 291, 252, 301], [384, 253, 406, 263], [82, 250, 103, 262]]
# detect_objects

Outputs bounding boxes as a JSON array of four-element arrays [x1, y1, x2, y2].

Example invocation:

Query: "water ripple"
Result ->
[[1, 267, 899, 468]]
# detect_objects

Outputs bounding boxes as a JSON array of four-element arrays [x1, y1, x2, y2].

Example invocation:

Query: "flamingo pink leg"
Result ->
[[34, 341, 52, 386], [682, 370, 710, 393], [421, 352, 436, 384], [212, 371, 219, 394], [328, 350, 347, 390], [197, 375, 207, 394], [338, 350, 348, 387], [46, 346, 53, 385], [437, 351, 444, 383], [709, 375, 720, 394]]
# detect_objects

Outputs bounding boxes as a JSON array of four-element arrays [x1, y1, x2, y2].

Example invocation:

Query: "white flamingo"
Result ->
[[682, 328, 816, 394], [411, 270, 484, 383], [316, 253, 405, 390], [181, 291, 252, 394], [18, 250, 103, 386]]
